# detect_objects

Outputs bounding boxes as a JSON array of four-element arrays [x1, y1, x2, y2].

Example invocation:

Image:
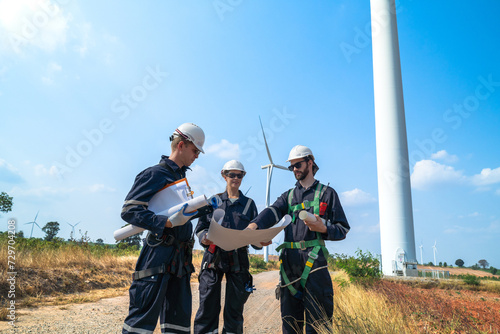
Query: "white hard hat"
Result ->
[[286, 145, 315, 162], [172, 123, 205, 153], [222, 160, 246, 173]]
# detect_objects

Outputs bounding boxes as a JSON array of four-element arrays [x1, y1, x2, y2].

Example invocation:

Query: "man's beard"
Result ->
[[294, 168, 309, 181]]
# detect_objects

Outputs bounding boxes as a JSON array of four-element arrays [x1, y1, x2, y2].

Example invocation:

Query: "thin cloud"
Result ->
[[88, 184, 115, 193], [431, 150, 458, 163], [340, 188, 376, 206], [471, 167, 500, 186], [0, 159, 24, 183], [34, 163, 59, 177], [0, 0, 71, 54], [411, 160, 466, 190], [205, 139, 240, 160], [41, 61, 62, 84]]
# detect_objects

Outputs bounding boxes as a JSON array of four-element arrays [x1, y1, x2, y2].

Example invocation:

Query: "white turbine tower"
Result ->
[[419, 243, 423, 265], [432, 241, 438, 266], [259, 116, 288, 262], [25, 211, 41, 238], [370, 0, 417, 276]]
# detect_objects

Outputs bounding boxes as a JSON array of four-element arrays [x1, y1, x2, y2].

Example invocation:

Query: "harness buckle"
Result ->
[[162, 234, 175, 246], [298, 240, 307, 250], [308, 250, 319, 260]]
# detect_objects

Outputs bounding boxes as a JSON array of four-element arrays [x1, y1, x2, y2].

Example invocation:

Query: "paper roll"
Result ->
[[113, 195, 209, 241], [298, 210, 316, 223], [298, 210, 326, 224]]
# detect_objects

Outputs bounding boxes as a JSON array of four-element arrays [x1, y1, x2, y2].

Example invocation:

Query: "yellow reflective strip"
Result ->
[[306, 261, 313, 268], [301, 203, 305, 209]]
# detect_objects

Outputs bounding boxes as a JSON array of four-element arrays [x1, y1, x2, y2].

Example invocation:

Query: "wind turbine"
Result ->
[[67, 221, 80, 238], [419, 242, 423, 265], [259, 116, 288, 262], [432, 241, 438, 266], [25, 211, 41, 238]]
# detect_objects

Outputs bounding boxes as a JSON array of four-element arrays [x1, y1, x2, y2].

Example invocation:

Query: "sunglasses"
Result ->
[[288, 159, 308, 171], [226, 172, 244, 179]]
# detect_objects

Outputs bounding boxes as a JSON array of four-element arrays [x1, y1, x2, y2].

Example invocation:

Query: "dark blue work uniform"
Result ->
[[121, 156, 195, 334], [252, 179, 350, 334], [194, 190, 258, 334]]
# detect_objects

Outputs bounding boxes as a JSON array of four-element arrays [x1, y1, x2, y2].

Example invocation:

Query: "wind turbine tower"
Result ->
[[432, 241, 438, 266], [370, 0, 417, 276], [419, 243, 423, 265], [259, 117, 288, 262], [25, 211, 41, 238]]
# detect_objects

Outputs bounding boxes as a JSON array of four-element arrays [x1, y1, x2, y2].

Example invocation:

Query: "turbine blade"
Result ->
[[244, 186, 252, 196], [259, 116, 274, 165], [274, 164, 289, 171], [34, 211, 39, 221]]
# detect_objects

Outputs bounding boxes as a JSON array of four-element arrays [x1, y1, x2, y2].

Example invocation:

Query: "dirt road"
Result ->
[[0, 271, 282, 334]]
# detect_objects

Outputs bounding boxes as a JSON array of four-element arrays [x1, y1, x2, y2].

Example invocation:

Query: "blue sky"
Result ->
[[1, 1, 499, 269]]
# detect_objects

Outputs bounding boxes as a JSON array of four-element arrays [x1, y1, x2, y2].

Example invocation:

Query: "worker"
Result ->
[[121, 123, 205, 334], [194, 160, 259, 334], [246, 145, 350, 334]]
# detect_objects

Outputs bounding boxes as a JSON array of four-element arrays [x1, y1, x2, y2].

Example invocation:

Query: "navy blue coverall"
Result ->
[[252, 179, 350, 334], [194, 190, 259, 334], [121, 156, 195, 334]]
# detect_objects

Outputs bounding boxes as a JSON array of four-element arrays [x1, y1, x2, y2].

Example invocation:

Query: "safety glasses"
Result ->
[[288, 159, 308, 171], [226, 172, 244, 179]]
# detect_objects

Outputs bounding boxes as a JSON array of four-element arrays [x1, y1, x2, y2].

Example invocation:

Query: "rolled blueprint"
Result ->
[[210, 208, 225, 225], [298, 210, 325, 224], [114, 195, 209, 241]]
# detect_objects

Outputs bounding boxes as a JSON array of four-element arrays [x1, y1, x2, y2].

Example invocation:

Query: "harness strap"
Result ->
[[132, 238, 194, 280], [132, 263, 166, 280], [279, 182, 330, 298]]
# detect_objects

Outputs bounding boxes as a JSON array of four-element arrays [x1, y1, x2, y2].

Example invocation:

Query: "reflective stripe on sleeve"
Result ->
[[335, 223, 350, 233], [121, 200, 149, 214], [242, 198, 253, 216], [269, 207, 280, 223]]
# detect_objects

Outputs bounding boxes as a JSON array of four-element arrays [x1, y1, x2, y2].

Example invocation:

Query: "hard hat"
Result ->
[[172, 123, 205, 153], [222, 160, 246, 173], [286, 145, 315, 162]]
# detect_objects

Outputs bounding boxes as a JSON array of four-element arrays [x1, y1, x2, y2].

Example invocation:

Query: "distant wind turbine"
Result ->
[[419, 242, 423, 265], [25, 211, 41, 238], [67, 221, 81, 237], [259, 116, 288, 262], [432, 241, 438, 265]]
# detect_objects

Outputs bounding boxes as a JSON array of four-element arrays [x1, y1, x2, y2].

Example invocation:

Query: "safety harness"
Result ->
[[276, 182, 330, 299], [132, 234, 195, 280]]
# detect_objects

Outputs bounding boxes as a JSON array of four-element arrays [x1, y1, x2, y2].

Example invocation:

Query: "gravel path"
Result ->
[[0, 271, 282, 334]]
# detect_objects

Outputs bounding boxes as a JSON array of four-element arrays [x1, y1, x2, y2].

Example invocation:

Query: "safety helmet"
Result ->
[[171, 123, 205, 153], [222, 160, 246, 174], [286, 145, 315, 162]]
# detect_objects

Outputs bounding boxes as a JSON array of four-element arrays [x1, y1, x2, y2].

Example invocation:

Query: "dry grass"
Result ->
[[309, 271, 417, 334], [0, 233, 204, 318], [310, 272, 500, 334]]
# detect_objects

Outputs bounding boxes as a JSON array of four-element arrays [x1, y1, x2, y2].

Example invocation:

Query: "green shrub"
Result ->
[[329, 249, 381, 283], [249, 255, 267, 270], [462, 274, 481, 286]]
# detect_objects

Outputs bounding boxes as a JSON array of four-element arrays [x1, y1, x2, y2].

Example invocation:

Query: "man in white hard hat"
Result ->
[[121, 123, 205, 334], [194, 160, 259, 334], [247, 145, 350, 334]]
